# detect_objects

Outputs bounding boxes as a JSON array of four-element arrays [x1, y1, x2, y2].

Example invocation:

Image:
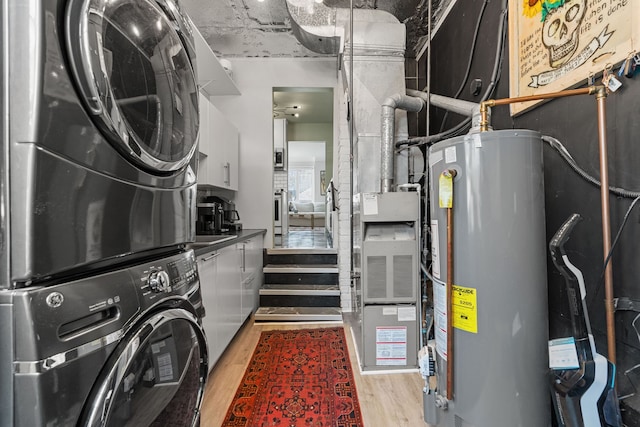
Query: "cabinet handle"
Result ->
[[224, 162, 230, 185], [241, 245, 246, 272], [202, 252, 219, 262]]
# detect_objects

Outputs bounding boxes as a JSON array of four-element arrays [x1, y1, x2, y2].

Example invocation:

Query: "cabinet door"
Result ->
[[241, 235, 263, 315], [197, 250, 219, 370], [197, 93, 212, 185], [225, 130, 239, 191], [251, 235, 264, 311], [216, 245, 242, 350], [198, 92, 211, 156], [209, 104, 239, 190]]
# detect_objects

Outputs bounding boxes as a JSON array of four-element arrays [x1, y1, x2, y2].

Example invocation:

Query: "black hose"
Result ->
[[542, 135, 640, 198]]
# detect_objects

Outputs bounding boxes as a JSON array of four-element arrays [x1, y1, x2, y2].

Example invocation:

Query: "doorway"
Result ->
[[272, 87, 334, 248]]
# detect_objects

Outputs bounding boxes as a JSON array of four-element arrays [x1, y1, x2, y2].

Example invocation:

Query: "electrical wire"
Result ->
[[602, 196, 640, 278], [542, 135, 640, 199], [587, 196, 640, 313], [438, 0, 489, 133], [402, 0, 509, 149], [541, 134, 640, 314]]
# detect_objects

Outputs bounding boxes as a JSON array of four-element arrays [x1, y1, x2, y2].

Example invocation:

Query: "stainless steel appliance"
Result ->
[[197, 202, 224, 234], [209, 196, 242, 231], [2, 250, 208, 426], [274, 148, 285, 169], [273, 190, 288, 245], [1, 0, 200, 288]]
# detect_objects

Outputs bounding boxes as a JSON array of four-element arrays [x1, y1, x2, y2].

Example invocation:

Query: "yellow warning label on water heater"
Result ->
[[452, 285, 478, 333], [439, 173, 453, 208]]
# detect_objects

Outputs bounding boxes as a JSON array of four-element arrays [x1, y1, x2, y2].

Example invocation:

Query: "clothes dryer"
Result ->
[[1, 0, 200, 288], [3, 250, 208, 426]]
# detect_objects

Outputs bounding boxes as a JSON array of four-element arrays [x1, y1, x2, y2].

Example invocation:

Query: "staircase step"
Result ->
[[260, 293, 340, 307], [260, 284, 340, 296], [266, 248, 337, 255], [263, 264, 338, 274], [254, 306, 343, 322], [265, 248, 337, 266]]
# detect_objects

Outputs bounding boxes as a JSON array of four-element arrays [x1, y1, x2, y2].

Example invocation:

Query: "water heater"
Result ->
[[426, 129, 551, 426]]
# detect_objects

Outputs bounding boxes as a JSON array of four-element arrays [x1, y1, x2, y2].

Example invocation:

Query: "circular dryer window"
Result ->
[[79, 309, 208, 426], [66, 0, 199, 173]]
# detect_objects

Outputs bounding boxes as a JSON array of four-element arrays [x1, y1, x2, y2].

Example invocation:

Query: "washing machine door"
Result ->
[[66, 0, 199, 174], [79, 308, 208, 427]]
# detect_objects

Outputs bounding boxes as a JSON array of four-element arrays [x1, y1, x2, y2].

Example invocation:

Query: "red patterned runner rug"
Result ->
[[222, 327, 364, 426]]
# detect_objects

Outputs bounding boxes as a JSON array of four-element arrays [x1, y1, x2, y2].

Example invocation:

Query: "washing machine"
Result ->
[[1, 0, 200, 288], [1, 249, 208, 426]]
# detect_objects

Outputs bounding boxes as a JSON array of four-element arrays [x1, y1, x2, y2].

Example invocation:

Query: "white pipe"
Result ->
[[406, 89, 480, 120]]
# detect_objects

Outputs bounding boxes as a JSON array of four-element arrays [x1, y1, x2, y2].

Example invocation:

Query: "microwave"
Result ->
[[274, 148, 284, 169]]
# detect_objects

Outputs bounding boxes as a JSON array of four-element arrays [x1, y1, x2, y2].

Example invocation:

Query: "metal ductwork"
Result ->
[[406, 89, 479, 119], [322, 0, 420, 22], [285, 0, 341, 55], [380, 90, 482, 193], [381, 94, 425, 193]]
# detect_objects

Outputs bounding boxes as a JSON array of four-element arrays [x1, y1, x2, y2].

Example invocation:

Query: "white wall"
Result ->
[[209, 58, 339, 248]]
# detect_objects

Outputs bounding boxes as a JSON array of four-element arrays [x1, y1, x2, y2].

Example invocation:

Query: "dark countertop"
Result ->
[[188, 229, 267, 257]]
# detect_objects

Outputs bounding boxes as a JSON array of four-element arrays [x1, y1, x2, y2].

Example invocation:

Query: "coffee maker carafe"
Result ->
[[210, 196, 242, 231], [196, 202, 224, 234]]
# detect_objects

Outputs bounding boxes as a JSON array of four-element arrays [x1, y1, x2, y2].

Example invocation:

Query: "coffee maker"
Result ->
[[196, 202, 224, 234], [210, 196, 242, 231]]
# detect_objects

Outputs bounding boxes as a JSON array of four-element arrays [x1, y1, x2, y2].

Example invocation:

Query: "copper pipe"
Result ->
[[477, 85, 617, 364], [445, 169, 457, 401], [596, 87, 616, 363], [446, 205, 454, 400], [480, 86, 598, 132]]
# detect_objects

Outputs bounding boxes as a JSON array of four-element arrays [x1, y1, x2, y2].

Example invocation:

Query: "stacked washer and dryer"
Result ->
[[1, 0, 209, 425]]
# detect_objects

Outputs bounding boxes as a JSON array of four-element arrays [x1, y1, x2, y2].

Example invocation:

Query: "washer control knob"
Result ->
[[148, 270, 170, 293]]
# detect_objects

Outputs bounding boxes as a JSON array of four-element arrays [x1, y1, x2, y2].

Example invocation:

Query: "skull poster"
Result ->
[[508, 0, 639, 115]]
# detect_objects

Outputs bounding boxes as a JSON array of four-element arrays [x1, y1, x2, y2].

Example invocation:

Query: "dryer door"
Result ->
[[66, 0, 199, 174], [79, 308, 208, 427]]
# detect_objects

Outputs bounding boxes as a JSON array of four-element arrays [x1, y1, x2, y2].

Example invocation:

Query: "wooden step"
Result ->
[[254, 306, 343, 322]]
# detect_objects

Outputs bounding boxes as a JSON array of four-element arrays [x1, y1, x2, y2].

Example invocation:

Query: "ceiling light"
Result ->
[[257, 0, 265, 2], [315, 0, 323, 3], [273, 105, 303, 118]]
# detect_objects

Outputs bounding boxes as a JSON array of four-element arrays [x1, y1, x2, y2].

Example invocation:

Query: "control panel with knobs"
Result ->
[[147, 269, 171, 293]]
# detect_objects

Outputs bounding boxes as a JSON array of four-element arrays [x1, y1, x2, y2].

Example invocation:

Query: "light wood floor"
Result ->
[[200, 317, 427, 427]]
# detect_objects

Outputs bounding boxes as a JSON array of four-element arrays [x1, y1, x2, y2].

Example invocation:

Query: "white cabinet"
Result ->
[[239, 235, 264, 320], [209, 105, 239, 190], [197, 95, 239, 191], [197, 250, 220, 370], [197, 245, 241, 369], [191, 18, 240, 96], [197, 93, 212, 183], [195, 234, 264, 369], [216, 245, 242, 352]]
